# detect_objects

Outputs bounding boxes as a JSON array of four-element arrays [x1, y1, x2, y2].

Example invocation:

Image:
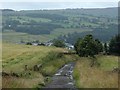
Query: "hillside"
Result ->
[[1, 7, 119, 89], [2, 7, 118, 43], [2, 43, 119, 88], [2, 43, 77, 88]]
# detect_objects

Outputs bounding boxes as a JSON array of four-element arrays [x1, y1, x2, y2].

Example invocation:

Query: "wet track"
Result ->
[[44, 62, 77, 89]]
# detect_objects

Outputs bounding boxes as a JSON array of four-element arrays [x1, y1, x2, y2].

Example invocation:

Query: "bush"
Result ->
[[42, 51, 64, 63], [40, 51, 64, 76], [53, 40, 65, 48]]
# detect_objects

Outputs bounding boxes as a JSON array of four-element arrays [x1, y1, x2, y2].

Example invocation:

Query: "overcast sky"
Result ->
[[0, 0, 119, 10]]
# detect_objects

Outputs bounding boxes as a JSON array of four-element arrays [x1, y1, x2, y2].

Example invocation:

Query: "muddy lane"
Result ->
[[44, 62, 77, 89]]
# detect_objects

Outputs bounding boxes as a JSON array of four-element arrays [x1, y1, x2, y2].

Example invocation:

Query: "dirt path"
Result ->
[[44, 62, 77, 89]]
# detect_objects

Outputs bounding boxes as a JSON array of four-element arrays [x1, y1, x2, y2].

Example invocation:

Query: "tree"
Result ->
[[104, 42, 108, 54], [95, 39, 103, 53], [74, 38, 81, 54], [109, 35, 120, 55], [53, 40, 65, 48], [74, 35, 103, 57], [26, 42, 32, 45]]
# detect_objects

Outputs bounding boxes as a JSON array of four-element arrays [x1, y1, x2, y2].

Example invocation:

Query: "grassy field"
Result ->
[[2, 42, 119, 88], [2, 43, 56, 88], [51, 28, 92, 36], [2, 30, 52, 43], [2, 28, 91, 43], [73, 55, 118, 88], [10, 16, 52, 23], [2, 43, 77, 88]]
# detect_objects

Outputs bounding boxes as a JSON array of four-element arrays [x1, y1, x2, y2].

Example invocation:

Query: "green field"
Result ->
[[2, 28, 92, 43], [73, 55, 118, 88], [9, 16, 52, 23], [51, 28, 92, 36], [3, 30, 51, 42]]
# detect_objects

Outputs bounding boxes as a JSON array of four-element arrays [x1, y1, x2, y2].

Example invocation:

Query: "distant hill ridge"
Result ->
[[1, 7, 118, 17], [2, 7, 118, 43]]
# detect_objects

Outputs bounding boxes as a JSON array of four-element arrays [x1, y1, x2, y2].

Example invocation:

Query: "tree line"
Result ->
[[57, 24, 118, 44], [2, 19, 62, 35], [74, 34, 120, 57], [54, 34, 120, 57], [26, 13, 68, 21]]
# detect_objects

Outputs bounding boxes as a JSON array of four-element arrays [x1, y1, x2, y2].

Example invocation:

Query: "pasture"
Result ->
[[2, 28, 91, 43]]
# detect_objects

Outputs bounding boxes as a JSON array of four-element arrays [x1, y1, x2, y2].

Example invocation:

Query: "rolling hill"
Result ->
[[2, 7, 118, 43]]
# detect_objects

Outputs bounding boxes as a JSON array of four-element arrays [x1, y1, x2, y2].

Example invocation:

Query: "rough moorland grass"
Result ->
[[2, 43, 67, 88], [2, 43, 76, 88], [2, 73, 44, 88], [96, 55, 118, 71], [73, 55, 118, 88], [40, 51, 77, 77], [2, 43, 66, 72]]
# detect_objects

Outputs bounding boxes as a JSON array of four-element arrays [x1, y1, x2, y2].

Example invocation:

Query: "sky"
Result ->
[[0, 0, 119, 10]]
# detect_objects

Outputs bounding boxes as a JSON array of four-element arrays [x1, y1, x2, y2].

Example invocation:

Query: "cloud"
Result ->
[[0, 2, 118, 10], [0, 0, 119, 2]]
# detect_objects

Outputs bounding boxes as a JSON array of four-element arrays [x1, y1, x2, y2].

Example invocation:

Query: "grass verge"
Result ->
[[73, 55, 118, 88]]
